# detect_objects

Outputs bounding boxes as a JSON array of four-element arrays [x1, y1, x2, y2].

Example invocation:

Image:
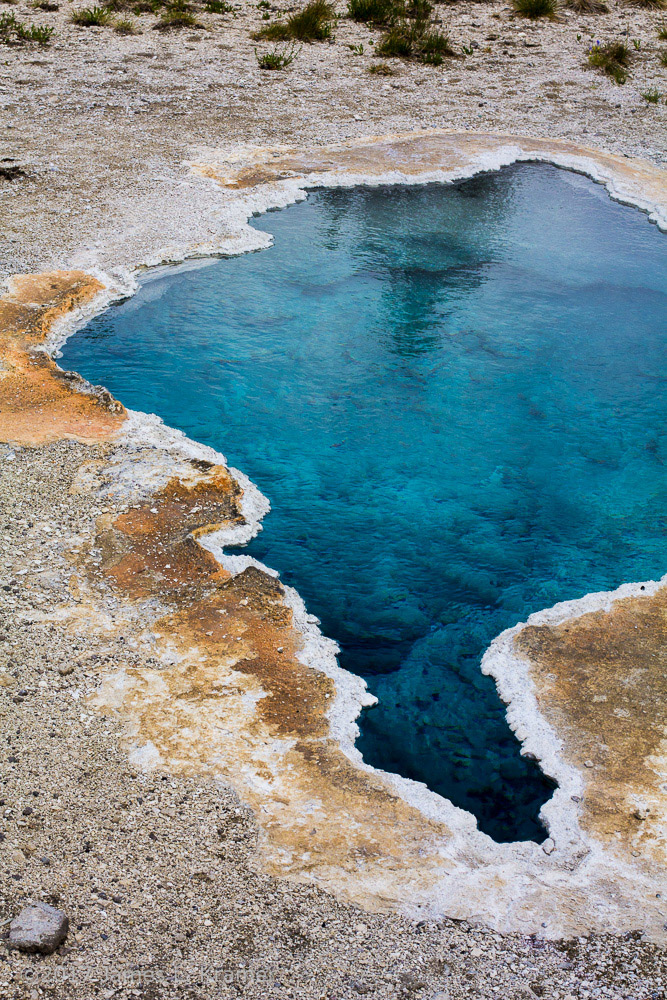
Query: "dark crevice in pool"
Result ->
[[61, 163, 667, 844]]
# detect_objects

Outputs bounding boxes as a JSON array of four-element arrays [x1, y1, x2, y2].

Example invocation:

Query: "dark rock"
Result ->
[[9, 902, 69, 954]]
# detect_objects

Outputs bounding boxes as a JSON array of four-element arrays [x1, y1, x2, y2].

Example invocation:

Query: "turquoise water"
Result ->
[[62, 164, 667, 842]]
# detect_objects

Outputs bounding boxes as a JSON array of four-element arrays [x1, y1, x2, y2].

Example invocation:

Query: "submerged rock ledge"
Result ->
[[1, 132, 665, 943]]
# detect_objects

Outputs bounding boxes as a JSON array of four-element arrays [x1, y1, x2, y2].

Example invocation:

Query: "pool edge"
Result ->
[[2, 131, 666, 942]]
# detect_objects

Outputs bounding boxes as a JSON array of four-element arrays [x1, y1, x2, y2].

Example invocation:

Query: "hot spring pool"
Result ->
[[61, 163, 667, 842]]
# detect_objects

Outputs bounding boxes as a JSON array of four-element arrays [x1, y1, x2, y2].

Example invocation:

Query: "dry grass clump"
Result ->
[[658, 21, 667, 37], [348, 0, 395, 23], [368, 59, 395, 71], [625, 0, 666, 8], [114, 15, 139, 30], [254, 0, 335, 41], [511, 0, 558, 18], [587, 39, 630, 82], [565, 0, 608, 12]]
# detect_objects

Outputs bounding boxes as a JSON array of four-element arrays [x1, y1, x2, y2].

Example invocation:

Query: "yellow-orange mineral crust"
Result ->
[[516, 586, 667, 869], [0, 271, 126, 446]]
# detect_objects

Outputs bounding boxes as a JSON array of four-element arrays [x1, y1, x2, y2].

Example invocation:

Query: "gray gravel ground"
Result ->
[[1, 441, 666, 999], [1, 0, 666, 277]]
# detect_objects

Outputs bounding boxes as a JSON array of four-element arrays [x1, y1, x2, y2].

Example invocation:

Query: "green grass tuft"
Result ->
[[641, 86, 661, 102], [255, 41, 299, 66], [587, 39, 629, 83], [154, 0, 201, 27], [114, 15, 139, 30], [71, 4, 112, 24], [0, 10, 54, 41], [254, 0, 335, 41], [419, 27, 455, 63], [374, 0, 454, 65], [17, 20, 53, 40], [376, 22, 412, 55], [347, 0, 394, 22], [376, 17, 454, 63]]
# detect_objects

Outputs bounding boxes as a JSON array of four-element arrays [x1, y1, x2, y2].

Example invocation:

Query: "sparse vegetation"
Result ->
[[204, 0, 233, 10], [376, 22, 411, 56], [114, 15, 139, 30], [368, 59, 394, 72], [375, 0, 455, 64], [71, 4, 113, 24], [30, 0, 60, 8], [154, 0, 201, 27], [625, 0, 666, 8], [0, 10, 53, 41], [660, 47, 667, 64], [641, 86, 661, 102], [511, 0, 558, 18], [21, 20, 53, 40], [347, 0, 395, 24], [132, 0, 164, 12], [255, 41, 299, 66], [658, 21, 667, 38], [0, 161, 26, 179], [254, 0, 335, 41], [565, 0, 607, 12], [587, 39, 630, 82]]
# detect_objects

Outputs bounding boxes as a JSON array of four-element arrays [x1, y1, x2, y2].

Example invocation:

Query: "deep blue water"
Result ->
[[62, 164, 667, 842]]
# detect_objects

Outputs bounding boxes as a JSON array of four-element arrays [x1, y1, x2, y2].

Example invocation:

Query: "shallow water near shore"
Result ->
[[62, 163, 667, 842]]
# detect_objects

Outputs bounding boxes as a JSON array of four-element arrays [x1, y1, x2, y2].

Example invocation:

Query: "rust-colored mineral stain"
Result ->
[[516, 586, 667, 862], [0, 270, 126, 445], [107, 560, 453, 874], [91, 458, 453, 876], [152, 566, 331, 739], [98, 464, 245, 600]]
